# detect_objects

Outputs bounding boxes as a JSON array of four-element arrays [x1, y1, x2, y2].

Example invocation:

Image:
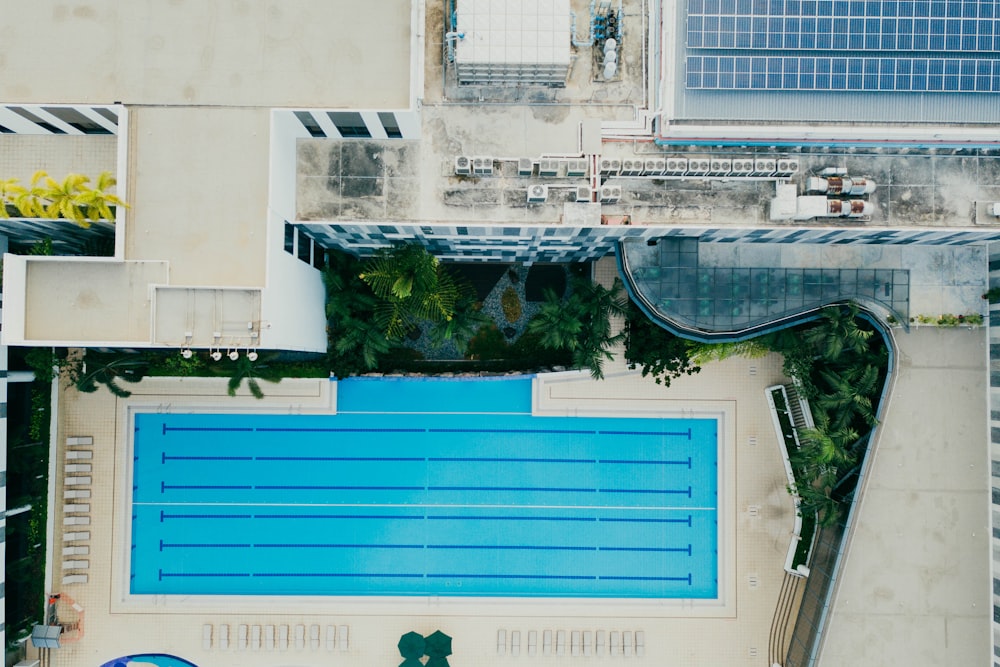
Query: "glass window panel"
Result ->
[[721, 0, 737, 12], [895, 72, 912, 89], [929, 33, 945, 47], [959, 74, 975, 89], [816, 72, 832, 87], [975, 73, 990, 91], [898, 0, 914, 15], [719, 31, 736, 46], [816, 57, 831, 72], [818, 0, 835, 14], [943, 74, 959, 89], [912, 73, 927, 88], [879, 73, 894, 88], [896, 57, 912, 73], [866, 0, 880, 14], [914, 1, 930, 16], [931, 1, 946, 16], [864, 34, 880, 47], [703, 70, 720, 86], [802, 0, 818, 13], [881, 33, 897, 48], [735, 71, 752, 87], [832, 73, 848, 86], [721, 15, 736, 31], [767, 72, 782, 86], [928, 58, 944, 74], [849, 33, 865, 47], [945, 17, 961, 33], [849, 0, 865, 15], [946, 0, 961, 16], [897, 32, 914, 47], [912, 58, 928, 73], [927, 73, 943, 89], [944, 34, 960, 48], [962, 1, 978, 17], [817, 31, 834, 46], [706, 0, 721, 13], [864, 58, 879, 74], [799, 72, 816, 87], [737, 0, 752, 13], [688, 31, 704, 46], [848, 73, 864, 87], [689, 0, 705, 12]]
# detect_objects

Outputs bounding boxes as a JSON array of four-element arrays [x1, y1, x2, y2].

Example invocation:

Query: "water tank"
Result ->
[[603, 60, 617, 80], [604, 38, 617, 53]]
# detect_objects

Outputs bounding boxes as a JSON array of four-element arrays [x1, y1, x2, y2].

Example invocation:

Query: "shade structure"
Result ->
[[425, 630, 453, 658], [426, 657, 450, 667], [399, 658, 424, 667], [398, 632, 427, 660]]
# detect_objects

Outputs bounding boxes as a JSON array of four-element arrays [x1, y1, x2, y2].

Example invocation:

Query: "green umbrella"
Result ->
[[425, 657, 450, 667], [398, 632, 426, 660], [399, 659, 424, 667], [424, 630, 453, 658]]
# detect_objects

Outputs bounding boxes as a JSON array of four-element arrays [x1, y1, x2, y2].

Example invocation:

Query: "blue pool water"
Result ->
[[130, 376, 719, 598]]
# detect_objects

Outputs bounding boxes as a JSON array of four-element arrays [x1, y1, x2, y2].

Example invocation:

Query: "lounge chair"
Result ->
[[63, 516, 90, 526], [265, 625, 275, 651], [610, 631, 621, 655], [61, 558, 89, 569], [251, 625, 261, 650], [202, 624, 212, 650], [65, 463, 91, 473], [237, 624, 248, 651], [556, 630, 566, 656], [64, 489, 91, 499], [66, 436, 93, 446], [511, 630, 521, 657], [338, 625, 349, 651], [62, 545, 89, 556], [635, 631, 645, 657], [571, 631, 581, 656], [64, 504, 90, 513], [67, 450, 92, 460], [62, 574, 88, 585], [596, 630, 606, 654], [542, 630, 552, 655], [310, 625, 320, 650], [294, 625, 305, 650], [326, 625, 336, 651], [63, 530, 90, 541], [219, 624, 230, 650], [624, 631, 633, 656], [278, 625, 289, 651], [65, 476, 91, 486], [583, 631, 593, 656], [527, 630, 537, 656], [497, 629, 506, 656]]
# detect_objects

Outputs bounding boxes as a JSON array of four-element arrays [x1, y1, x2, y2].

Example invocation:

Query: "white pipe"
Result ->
[[445, 31, 464, 63], [569, 12, 594, 47]]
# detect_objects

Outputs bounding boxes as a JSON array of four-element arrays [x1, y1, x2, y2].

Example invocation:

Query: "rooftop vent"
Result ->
[[599, 158, 621, 176], [472, 156, 494, 176], [526, 184, 549, 203], [600, 185, 622, 203], [538, 159, 560, 177], [455, 156, 472, 176]]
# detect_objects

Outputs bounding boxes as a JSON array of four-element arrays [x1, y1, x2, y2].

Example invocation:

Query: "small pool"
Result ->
[[130, 376, 719, 598]]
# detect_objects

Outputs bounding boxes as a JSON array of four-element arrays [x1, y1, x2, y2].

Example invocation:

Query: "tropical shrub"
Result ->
[[501, 287, 522, 323], [623, 301, 701, 386]]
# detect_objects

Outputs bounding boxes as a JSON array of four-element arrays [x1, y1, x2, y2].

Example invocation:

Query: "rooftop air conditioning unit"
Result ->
[[730, 159, 754, 175], [776, 159, 800, 176], [599, 158, 621, 176], [455, 156, 472, 176], [686, 159, 710, 175], [753, 159, 776, 176], [644, 158, 666, 176], [709, 159, 732, 175], [665, 158, 688, 174], [566, 159, 588, 177], [600, 185, 622, 203], [517, 157, 534, 176], [576, 186, 592, 202], [539, 159, 560, 177], [472, 156, 494, 176], [527, 184, 549, 203], [621, 159, 642, 176]]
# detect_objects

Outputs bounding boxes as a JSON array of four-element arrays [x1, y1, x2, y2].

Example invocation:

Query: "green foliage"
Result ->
[[983, 287, 1000, 304], [501, 287, 522, 323], [325, 251, 396, 376], [24, 347, 56, 384], [686, 338, 770, 364], [29, 385, 50, 442], [623, 301, 701, 386], [429, 295, 490, 355], [149, 350, 209, 377], [526, 276, 627, 379], [0, 170, 126, 226], [71, 353, 147, 398], [27, 237, 54, 255], [467, 322, 510, 360], [222, 354, 283, 399]]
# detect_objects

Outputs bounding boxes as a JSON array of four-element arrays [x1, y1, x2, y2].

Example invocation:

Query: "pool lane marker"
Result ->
[[155, 541, 694, 554], [145, 503, 713, 512]]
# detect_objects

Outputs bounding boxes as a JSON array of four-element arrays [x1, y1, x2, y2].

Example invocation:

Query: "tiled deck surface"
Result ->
[[39, 346, 797, 667]]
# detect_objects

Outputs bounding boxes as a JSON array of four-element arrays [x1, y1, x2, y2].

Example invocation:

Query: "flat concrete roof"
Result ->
[[0, 0, 411, 109]]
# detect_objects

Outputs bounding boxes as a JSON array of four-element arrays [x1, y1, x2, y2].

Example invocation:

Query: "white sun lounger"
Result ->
[[326, 625, 336, 651], [338, 625, 349, 651], [62, 574, 88, 584], [310, 625, 320, 650], [219, 624, 230, 650], [294, 625, 305, 650], [65, 463, 91, 473], [542, 630, 552, 655], [64, 489, 91, 499], [278, 625, 289, 651], [63, 516, 90, 526], [511, 630, 521, 656], [635, 631, 645, 657], [237, 624, 248, 651], [571, 631, 581, 656], [624, 631, 633, 656], [62, 545, 89, 556], [583, 631, 593, 656], [527, 630, 537, 656], [66, 449, 93, 460], [64, 504, 90, 513], [610, 631, 622, 656], [556, 630, 566, 656], [596, 630, 606, 654], [66, 436, 93, 446], [202, 624, 212, 650], [265, 625, 275, 651], [63, 530, 90, 541], [251, 625, 261, 650], [497, 629, 506, 655], [65, 476, 91, 486]]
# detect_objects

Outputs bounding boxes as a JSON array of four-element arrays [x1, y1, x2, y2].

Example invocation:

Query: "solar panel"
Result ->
[[686, 0, 1000, 52], [686, 56, 1000, 91]]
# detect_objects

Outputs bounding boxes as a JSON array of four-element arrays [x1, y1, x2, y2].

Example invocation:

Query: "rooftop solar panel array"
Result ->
[[684, 0, 1000, 91]]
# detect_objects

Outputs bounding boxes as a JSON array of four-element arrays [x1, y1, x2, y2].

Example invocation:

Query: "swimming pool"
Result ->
[[130, 376, 719, 598]]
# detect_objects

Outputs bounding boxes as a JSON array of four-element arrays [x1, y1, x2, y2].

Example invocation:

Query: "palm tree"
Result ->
[[38, 172, 91, 225], [75, 171, 127, 222], [686, 338, 770, 364], [526, 289, 585, 351], [74, 355, 147, 398], [804, 302, 874, 362], [225, 354, 282, 399], [0, 178, 26, 217], [429, 294, 490, 355]]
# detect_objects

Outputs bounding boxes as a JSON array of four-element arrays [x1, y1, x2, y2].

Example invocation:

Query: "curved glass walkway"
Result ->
[[619, 236, 909, 340]]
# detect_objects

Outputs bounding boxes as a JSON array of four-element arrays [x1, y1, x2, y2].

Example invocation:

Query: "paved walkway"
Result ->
[[817, 326, 991, 666]]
